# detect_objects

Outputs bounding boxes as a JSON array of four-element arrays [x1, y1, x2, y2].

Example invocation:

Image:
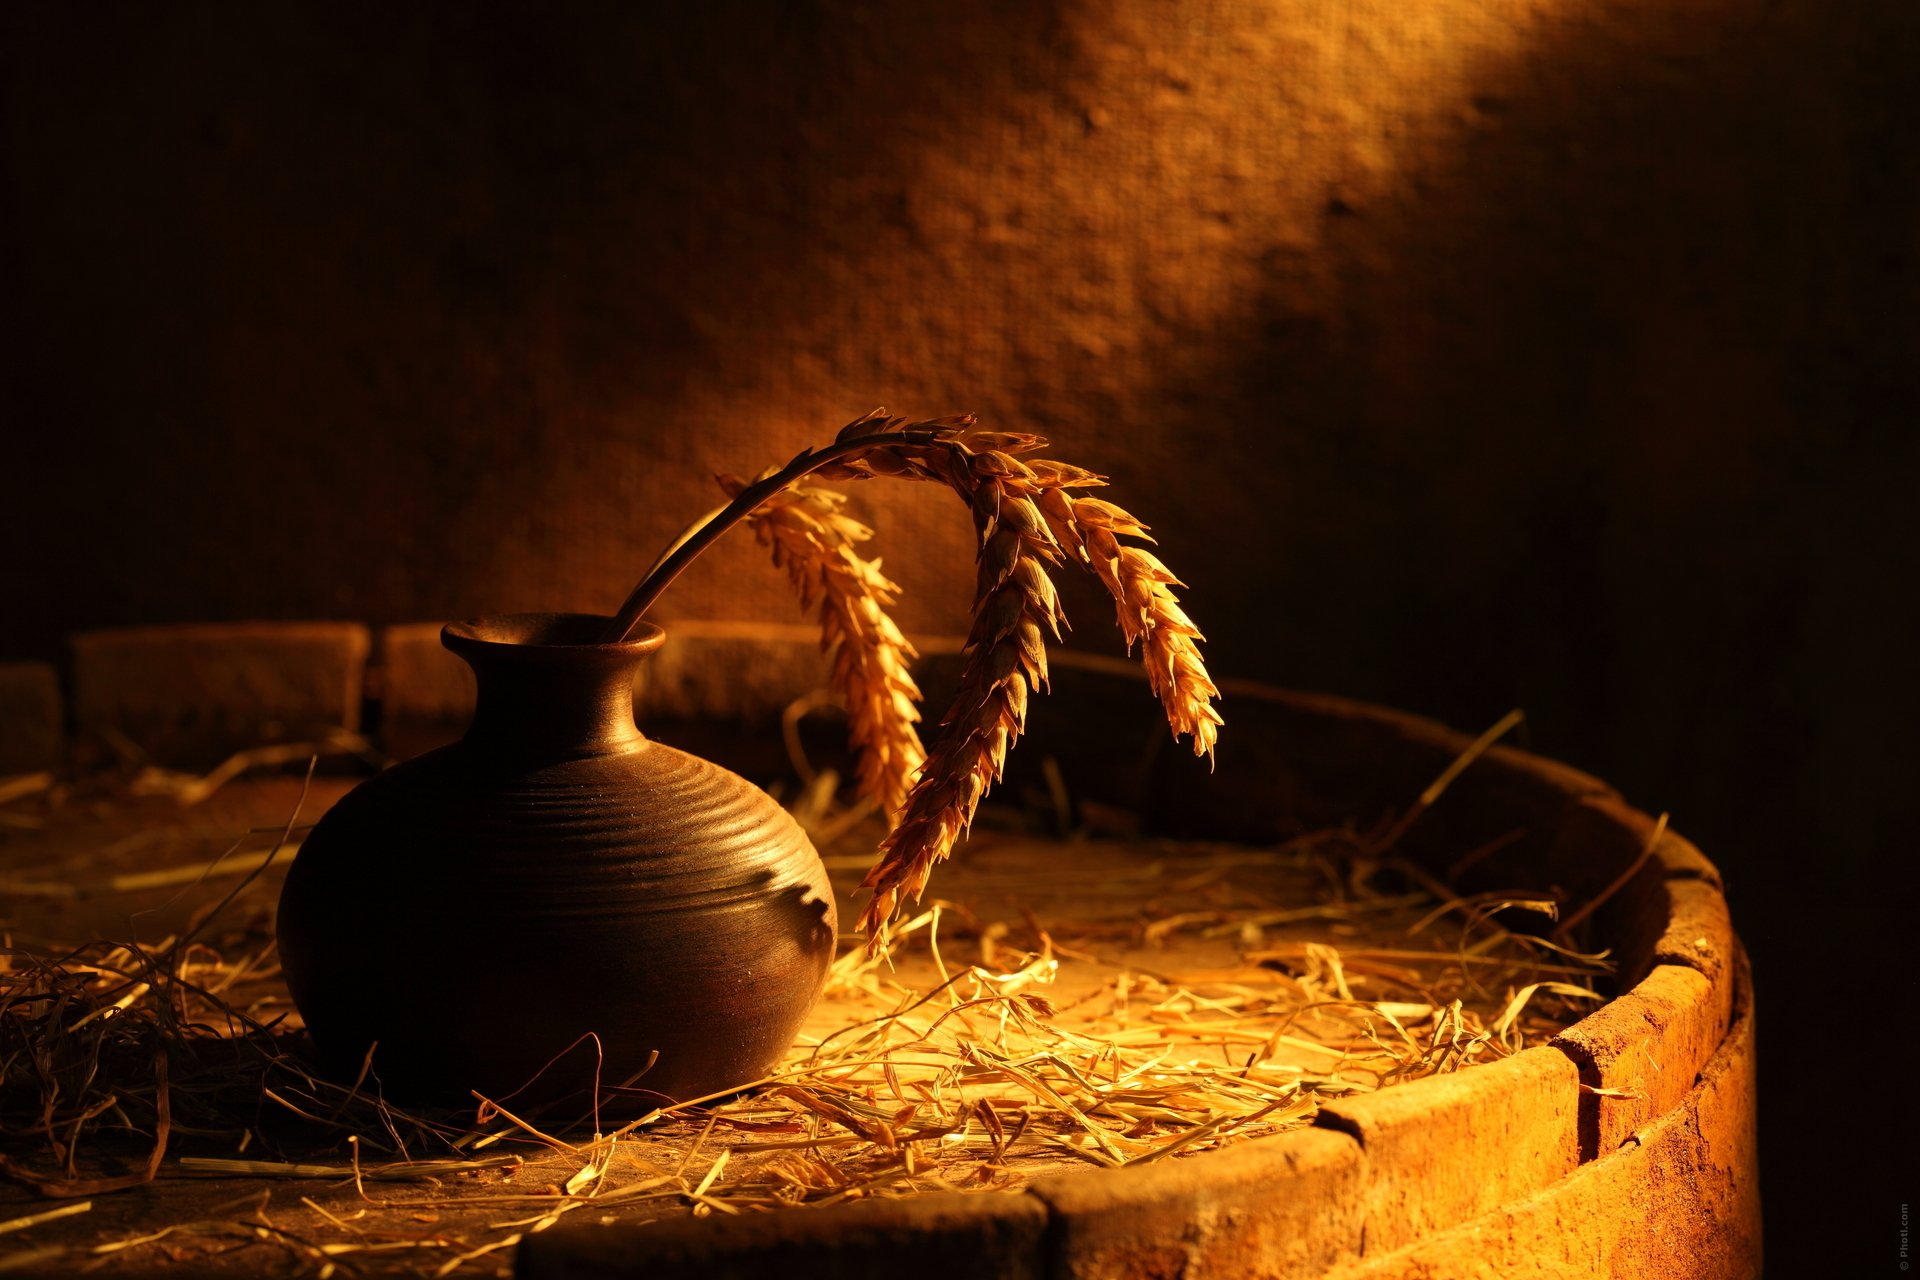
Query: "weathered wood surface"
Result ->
[[0, 623, 1756, 1278]]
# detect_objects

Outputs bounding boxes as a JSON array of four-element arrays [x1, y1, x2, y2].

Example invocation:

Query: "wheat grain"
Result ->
[[797, 412, 1221, 941], [1063, 522, 1222, 761], [635, 411, 1219, 940], [854, 474, 1067, 939], [722, 475, 927, 822]]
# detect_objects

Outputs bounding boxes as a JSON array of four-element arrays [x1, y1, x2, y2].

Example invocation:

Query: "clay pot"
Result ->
[[274, 613, 837, 1112]]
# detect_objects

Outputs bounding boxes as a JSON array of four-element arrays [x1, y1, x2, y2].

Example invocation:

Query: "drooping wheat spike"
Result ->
[[850, 444, 1068, 941], [723, 474, 928, 822], [637, 411, 1217, 945], [1041, 491, 1223, 761], [812, 412, 1219, 944], [822, 412, 1221, 762]]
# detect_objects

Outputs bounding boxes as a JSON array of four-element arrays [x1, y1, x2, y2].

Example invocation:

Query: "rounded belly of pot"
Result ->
[[275, 740, 837, 1111]]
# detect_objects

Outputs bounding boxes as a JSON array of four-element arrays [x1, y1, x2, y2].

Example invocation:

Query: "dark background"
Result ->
[[4, 0, 1915, 1268]]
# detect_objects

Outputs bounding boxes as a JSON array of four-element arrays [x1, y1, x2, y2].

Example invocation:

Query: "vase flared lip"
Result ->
[[441, 612, 666, 659]]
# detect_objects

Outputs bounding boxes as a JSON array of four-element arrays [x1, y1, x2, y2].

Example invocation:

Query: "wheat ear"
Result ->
[[1037, 488, 1223, 761], [722, 474, 928, 821], [608, 412, 1220, 946], [812, 413, 1220, 944], [845, 449, 1068, 939]]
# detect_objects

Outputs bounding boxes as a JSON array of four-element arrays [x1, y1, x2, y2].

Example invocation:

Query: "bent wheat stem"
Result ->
[[609, 410, 1222, 944]]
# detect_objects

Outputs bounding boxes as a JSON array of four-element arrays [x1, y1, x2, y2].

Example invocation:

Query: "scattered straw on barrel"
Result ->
[[0, 724, 1609, 1276]]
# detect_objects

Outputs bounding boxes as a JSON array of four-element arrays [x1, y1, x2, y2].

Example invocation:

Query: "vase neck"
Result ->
[[442, 614, 665, 759]]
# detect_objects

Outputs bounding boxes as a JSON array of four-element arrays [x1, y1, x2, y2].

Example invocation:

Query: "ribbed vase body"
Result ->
[[275, 614, 836, 1110]]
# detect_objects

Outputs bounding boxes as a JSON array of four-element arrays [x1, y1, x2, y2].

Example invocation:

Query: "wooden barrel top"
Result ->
[[0, 625, 1756, 1278]]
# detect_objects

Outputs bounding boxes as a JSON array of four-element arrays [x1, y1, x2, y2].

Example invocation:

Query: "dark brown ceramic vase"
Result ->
[[275, 613, 837, 1111]]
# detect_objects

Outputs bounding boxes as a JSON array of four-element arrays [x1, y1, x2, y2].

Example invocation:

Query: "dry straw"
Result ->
[[0, 860, 1606, 1273], [1, 721, 1610, 1275]]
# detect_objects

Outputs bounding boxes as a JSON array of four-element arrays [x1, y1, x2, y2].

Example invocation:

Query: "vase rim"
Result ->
[[442, 612, 667, 658]]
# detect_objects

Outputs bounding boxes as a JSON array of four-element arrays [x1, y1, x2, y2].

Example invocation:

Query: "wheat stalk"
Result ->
[[611, 411, 1221, 945], [721, 475, 927, 821], [802, 413, 1221, 943]]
